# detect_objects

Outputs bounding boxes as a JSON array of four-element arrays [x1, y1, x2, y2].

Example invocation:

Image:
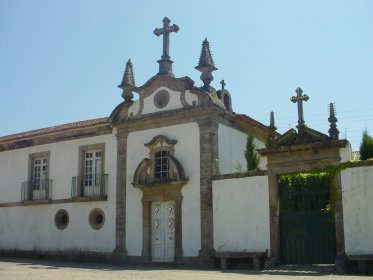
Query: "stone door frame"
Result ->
[[263, 142, 347, 266]]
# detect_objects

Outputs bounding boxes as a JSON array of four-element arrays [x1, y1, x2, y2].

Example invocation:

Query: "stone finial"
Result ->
[[328, 103, 339, 140], [154, 17, 179, 76], [270, 111, 277, 131], [195, 38, 217, 93], [267, 111, 278, 148], [118, 59, 136, 103]]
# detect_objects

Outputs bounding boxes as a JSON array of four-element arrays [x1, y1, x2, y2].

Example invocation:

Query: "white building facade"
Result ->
[[0, 17, 270, 265]]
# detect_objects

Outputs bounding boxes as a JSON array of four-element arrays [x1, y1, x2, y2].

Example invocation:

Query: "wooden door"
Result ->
[[151, 201, 175, 262]]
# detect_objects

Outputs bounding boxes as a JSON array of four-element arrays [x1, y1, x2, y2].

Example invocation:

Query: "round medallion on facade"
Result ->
[[89, 208, 105, 230], [55, 209, 69, 230], [154, 90, 170, 108]]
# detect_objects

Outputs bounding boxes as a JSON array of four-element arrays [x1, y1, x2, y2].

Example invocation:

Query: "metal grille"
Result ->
[[279, 174, 336, 264], [21, 179, 52, 201], [155, 151, 169, 179], [71, 173, 108, 198]]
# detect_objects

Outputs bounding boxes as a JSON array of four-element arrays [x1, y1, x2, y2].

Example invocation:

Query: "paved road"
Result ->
[[0, 258, 368, 280]]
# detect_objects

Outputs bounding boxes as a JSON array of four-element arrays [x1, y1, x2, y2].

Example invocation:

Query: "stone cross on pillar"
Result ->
[[154, 17, 179, 60], [153, 17, 179, 76], [291, 87, 309, 128]]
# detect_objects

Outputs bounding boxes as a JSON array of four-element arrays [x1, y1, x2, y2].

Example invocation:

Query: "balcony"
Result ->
[[21, 179, 52, 202], [71, 174, 108, 198]]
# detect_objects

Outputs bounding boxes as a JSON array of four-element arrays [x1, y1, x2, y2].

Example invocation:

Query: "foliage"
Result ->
[[359, 129, 373, 160], [279, 161, 357, 214], [245, 133, 260, 171], [279, 173, 332, 213]]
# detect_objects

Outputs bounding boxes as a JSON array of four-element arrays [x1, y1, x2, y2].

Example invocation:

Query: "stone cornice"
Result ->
[[114, 106, 223, 132], [0, 196, 107, 208], [258, 139, 349, 156], [0, 124, 112, 152], [212, 170, 268, 180]]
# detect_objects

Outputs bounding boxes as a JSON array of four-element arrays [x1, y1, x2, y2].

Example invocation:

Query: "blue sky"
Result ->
[[0, 0, 372, 151]]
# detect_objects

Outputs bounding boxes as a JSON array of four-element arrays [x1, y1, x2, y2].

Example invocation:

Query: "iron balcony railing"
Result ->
[[71, 173, 108, 198], [21, 179, 52, 201]]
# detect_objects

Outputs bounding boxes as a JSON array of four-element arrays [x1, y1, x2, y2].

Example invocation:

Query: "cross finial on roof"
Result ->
[[153, 17, 179, 76], [220, 80, 226, 90], [154, 17, 179, 59], [291, 87, 309, 131]]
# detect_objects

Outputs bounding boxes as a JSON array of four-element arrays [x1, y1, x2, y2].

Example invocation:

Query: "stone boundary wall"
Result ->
[[341, 161, 373, 256], [212, 174, 270, 255]]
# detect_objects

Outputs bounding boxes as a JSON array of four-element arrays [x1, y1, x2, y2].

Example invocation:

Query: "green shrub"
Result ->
[[245, 133, 260, 171], [359, 129, 373, 160]]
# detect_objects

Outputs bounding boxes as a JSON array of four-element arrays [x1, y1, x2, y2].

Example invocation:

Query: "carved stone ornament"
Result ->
[[154, 89, 170, 108]]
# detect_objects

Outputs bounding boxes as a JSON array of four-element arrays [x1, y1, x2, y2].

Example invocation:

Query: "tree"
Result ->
[[359, 129, 373, 160], [245, 133, 260, 171]]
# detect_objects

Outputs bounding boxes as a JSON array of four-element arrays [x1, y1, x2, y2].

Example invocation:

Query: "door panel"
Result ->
[[151, 201, 175, 262]]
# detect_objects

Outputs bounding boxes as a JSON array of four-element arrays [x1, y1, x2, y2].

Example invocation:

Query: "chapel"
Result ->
[[0, 17, 269, 265]]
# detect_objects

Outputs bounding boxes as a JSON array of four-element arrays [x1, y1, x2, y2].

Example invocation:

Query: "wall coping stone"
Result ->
[[213, 170, 268, 180]]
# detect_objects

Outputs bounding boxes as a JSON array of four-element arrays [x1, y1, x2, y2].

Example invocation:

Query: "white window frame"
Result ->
[[78, 143, 105, 186], [28, 151, 50, 191]]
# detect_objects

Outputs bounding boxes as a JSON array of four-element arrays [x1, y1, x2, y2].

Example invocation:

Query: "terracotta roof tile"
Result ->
[[0, 117, 109, 143]]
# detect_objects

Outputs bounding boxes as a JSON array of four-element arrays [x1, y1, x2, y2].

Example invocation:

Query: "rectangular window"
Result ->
[[155, 151, 169, 179]]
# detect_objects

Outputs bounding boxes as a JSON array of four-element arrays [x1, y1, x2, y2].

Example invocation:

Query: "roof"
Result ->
[[0, 117, 109, 144], [235, 113, 275, 141], [0, 113, 272, 145]]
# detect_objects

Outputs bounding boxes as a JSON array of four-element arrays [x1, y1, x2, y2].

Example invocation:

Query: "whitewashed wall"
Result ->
[[0, 133, 117, 252], [342, 165, 373, 255], [213, 175, 270, 255], [218, 124, 267, 174], [126, 122, 201, 257], [0, 134, 117, 202], [0, 201, 115, 252]]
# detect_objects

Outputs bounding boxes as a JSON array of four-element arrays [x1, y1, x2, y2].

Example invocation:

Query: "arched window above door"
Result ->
[[132, 135, 188, 188]]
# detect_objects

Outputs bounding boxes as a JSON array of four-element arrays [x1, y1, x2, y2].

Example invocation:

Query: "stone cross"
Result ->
[[154, 17, 179, 60], [291, 87, 309, 127], [220, 80, 226, 90]]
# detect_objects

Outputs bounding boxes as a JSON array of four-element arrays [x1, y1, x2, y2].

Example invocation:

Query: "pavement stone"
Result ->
[[0, 258, 369, 280]]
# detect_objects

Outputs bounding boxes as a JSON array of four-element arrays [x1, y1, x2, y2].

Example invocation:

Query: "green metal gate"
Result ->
[[279, 173, 336, 264]]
